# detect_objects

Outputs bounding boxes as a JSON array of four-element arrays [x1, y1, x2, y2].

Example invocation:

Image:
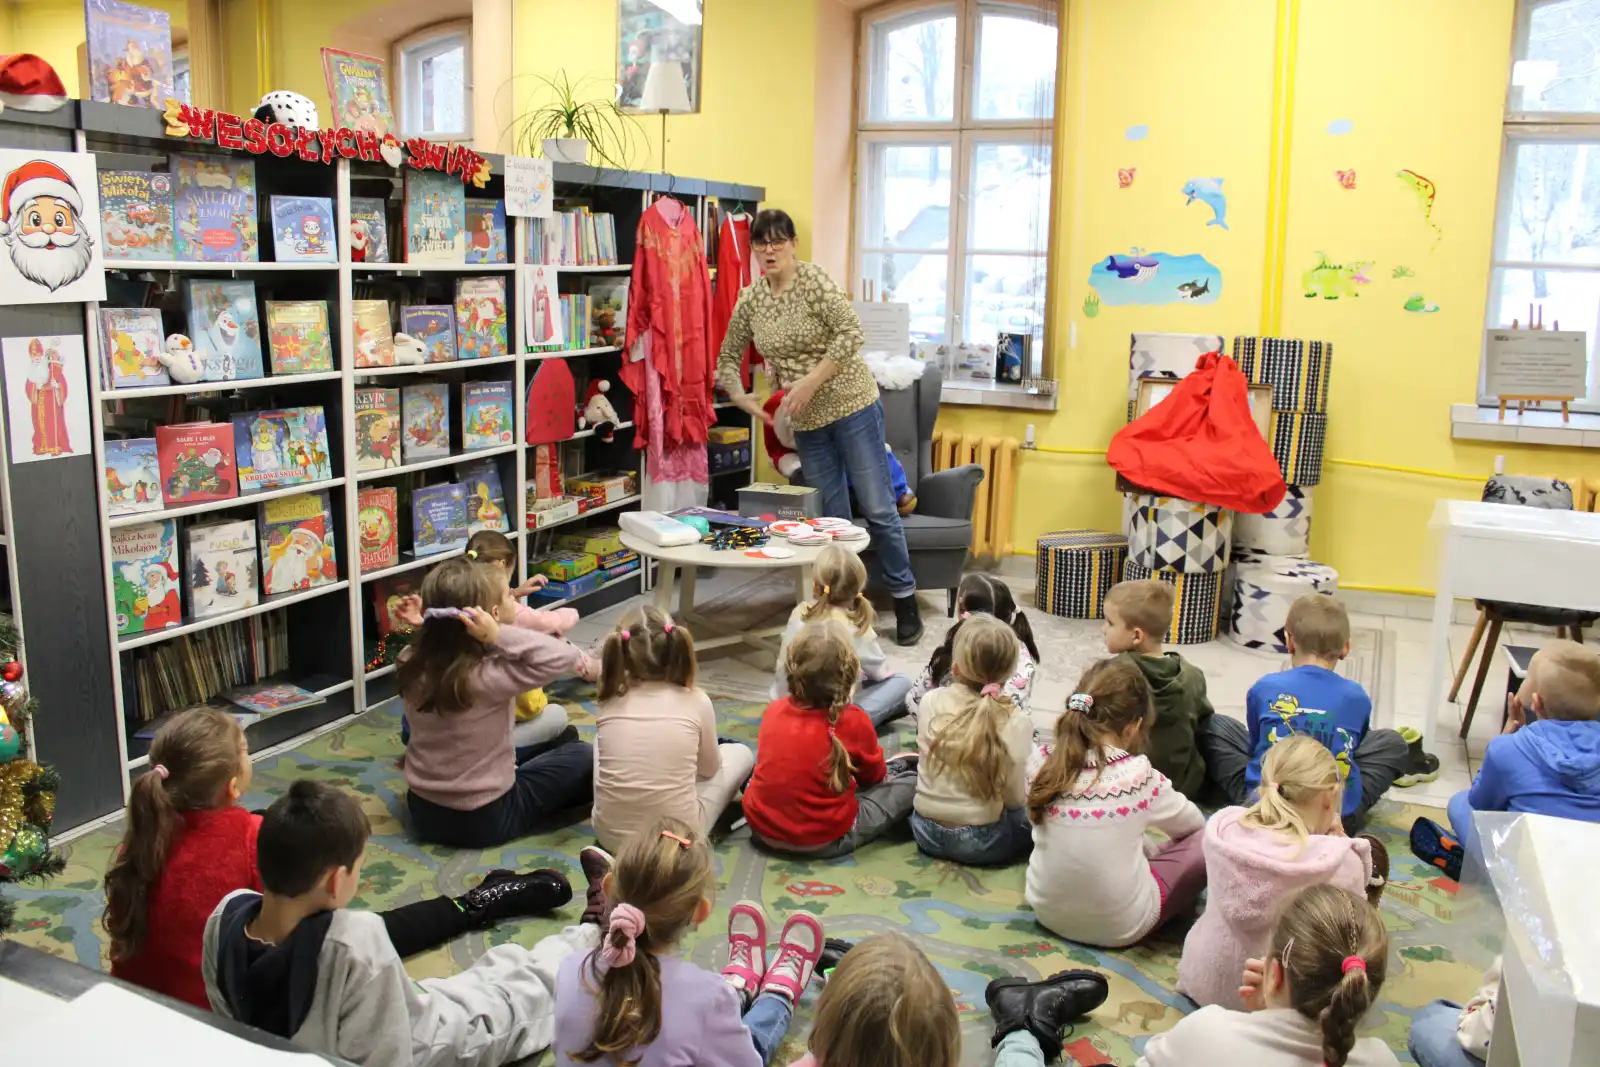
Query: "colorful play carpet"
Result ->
[[8, 678, 1500, 1066]]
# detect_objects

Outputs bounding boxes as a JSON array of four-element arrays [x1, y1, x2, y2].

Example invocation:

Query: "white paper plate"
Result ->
[[807, 517, 852, 529], [746, 546, 797, 559], [785, 532, 831, 546], [831, 525, 870, 541], [768, 520, 807, 536]]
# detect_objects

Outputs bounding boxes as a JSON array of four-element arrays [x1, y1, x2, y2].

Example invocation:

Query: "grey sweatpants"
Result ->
[[755, 767, 918, 859]]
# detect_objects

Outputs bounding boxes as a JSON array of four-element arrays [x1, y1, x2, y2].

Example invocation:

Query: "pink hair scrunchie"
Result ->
[[601, 903, 647, 968], [979, 683, 1002, 697]]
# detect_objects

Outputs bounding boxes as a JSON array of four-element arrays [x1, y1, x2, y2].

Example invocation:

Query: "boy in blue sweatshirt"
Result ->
[[1447, 639, 1600, 860], [1198, 593, 1410, 833]]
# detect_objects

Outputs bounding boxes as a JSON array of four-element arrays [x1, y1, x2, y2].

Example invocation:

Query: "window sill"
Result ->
[[1450, 403, 1600, 447], [940, 379, 1058, 412]]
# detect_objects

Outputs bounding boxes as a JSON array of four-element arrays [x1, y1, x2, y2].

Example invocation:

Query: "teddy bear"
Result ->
[[577, 379, 621, 443], [156, 333, 204, 383]]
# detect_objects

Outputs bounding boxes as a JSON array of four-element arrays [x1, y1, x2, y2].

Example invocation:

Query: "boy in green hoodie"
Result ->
[[1104, 579, 1214, 798]]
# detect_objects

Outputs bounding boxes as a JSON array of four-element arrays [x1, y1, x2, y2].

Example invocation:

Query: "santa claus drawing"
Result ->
[[268, 527, 324, 593], [23, 337, 70, 457], [0, 158, 95, 293], [140, 560, 182, 631]]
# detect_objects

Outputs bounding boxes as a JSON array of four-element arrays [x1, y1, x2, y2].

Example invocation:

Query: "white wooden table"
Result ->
[[618, 530, 865, 654], [1420, 500, 1600, 743]]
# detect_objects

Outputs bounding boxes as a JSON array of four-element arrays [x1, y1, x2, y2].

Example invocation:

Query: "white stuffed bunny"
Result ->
[[392, 332, 427, 366], [157, 333, 204, 384]]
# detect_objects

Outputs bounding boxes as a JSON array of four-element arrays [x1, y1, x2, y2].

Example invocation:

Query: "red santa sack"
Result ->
[[1108, 352, 1287, 514]]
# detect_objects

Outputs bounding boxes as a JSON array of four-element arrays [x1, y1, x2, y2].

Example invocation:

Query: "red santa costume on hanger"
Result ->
[[712, 209, 760, 390]]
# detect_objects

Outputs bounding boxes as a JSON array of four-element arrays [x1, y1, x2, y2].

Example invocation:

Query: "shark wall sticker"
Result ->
[[1181, 177, 1228, 230], [1090, 250, 1222, 306]]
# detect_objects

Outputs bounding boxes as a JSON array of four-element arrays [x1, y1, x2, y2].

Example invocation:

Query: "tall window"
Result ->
[[1486, 0, 1600, 406], [397, 22, 471, 141], [855, 1, 1057, 372]]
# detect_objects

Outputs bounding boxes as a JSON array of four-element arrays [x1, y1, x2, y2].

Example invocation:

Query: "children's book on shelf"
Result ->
[[104, 437, 163, 517], [352, 299, 395, 368], [455, 276, 507, 360], [259, 490, 338, 594], [264, 300, 334, 374], [457, 459, 510, 534], [268, 195, 337, 263], [156, 422, 237, 504], [85, 0, 179, 107], [462, 381, 514, 449], [357, 486, 398, 571], [589, 281, 628, 349], [465, 198, 508, 264], [354, 386, 400, 471], [173, 155, 258, 262], [401, 305, 457, 363], [185, 518, 259, 620], [349, 196, 390, 263], [401, 382, 451, 462], [412, 483, 469, 556], [231, 406, 332, 494], [321, 47, 393, 138], [225, 681, 324, 715], [371, 574, 418, 636], [404, 170, 466, 264], [125, 610, 291, 724], [111, 518, 181, 637], [98, 307, 168, 388], [184, 278, 263, 381], [98, 170, 174, 260]]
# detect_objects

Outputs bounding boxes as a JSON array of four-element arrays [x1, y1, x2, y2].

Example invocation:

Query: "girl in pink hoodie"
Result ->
[[1177, 736, 1384, 1009]]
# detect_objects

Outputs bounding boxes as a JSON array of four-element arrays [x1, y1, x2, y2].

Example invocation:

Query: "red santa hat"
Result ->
[[0, 158, 82, 236], [583, 379, 611, 404], [143, 560, 178, 582], [0, 54, 69, 113]]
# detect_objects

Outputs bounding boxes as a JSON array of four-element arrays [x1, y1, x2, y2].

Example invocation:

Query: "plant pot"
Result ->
[[543, 138, 589, 165]]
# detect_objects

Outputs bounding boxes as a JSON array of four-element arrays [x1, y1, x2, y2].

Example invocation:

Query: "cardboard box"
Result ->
[[601, 556, 642, 583], [708, 441, 752, 472], [539, 569, 601, 600], [554, 525, 625, 557], [596, 547, 639, 569], [532, 550, 597, 581], [567, 470, 637, 505], [738, 482, 821, 521], [708, 426, 750, 445], [527, 493, 581, 530]]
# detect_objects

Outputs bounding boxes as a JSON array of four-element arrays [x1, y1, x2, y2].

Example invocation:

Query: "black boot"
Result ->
[[986, 970, 1110, 1062], [579, 845, 614, 927], [457, 869, 572, 928], [893, 593, 924, 646], [817, 937, 855, 981]]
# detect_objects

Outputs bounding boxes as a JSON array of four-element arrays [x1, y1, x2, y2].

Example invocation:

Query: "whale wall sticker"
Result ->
[[1090, 250, 1223, 306]]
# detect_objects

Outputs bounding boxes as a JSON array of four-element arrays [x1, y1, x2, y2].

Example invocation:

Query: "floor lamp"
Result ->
[[639, 61, 692, 173]]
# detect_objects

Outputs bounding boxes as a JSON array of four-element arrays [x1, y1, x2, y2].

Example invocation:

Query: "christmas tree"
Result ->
[[0, 615, 62, 933]]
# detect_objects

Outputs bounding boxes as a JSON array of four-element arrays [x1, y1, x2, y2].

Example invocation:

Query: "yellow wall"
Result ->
[[8, 0, 189, 99], [937, 0, 1596, 593]]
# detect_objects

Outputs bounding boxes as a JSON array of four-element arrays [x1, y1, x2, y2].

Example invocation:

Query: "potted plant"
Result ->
[[514, 71, 639, 168]]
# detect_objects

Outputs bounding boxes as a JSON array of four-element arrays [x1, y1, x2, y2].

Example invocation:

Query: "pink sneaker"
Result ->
[[759, 913, 824, 1004], [721, 900, 768, 999]]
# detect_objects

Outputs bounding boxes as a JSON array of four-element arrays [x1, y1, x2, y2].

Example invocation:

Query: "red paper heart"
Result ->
[[525, 360, 576, 446]]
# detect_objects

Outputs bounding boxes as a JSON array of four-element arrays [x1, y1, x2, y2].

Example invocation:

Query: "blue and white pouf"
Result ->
[[1234, 485, 1313, 558], [1227, 550, 1339, 653]]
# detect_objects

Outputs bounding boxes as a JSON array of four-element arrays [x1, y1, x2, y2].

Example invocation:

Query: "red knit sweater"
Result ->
[[109, 806, 260, 1009], [743, 697, 887, 848]]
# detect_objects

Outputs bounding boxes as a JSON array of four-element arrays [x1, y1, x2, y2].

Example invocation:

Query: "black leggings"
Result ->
[[379, 897, 473, 958]]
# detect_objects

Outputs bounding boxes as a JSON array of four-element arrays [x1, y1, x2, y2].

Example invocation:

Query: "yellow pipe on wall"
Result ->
[[1324, 457, 1484, 483], [1260, 0, 1300, 335]]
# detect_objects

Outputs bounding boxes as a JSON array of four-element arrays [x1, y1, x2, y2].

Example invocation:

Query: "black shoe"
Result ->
[[893, 593, 924, 646], [1394, 726, 1441, 786], [580, 845, 614, 926], [818, 937, 854, 980], [986, 970, 1110, 1062], [458, 868, 572, 927]]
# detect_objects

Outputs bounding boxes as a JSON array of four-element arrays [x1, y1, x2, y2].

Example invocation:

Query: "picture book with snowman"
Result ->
[[230, 406, 332, 494], [269, 196, 337, 263], [104, 437, 163, 517], [98, 307, 168, 389], [185, 518, 259, 620], [258, 489, 338, 595], [111, 518, 181, 636], [184, 278, 263, 381]]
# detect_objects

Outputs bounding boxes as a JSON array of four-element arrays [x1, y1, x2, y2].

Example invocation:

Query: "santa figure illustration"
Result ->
[[141, 560, 182, 630], [269, 528, 324, 592], [23, 337, 70, 457], [0, 158, 95, 292]]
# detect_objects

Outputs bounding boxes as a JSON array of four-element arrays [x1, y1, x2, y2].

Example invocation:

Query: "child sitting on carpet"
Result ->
[[205, 781, 593, 1067], [1025, 657, 1206, 948], [1140, 885, 1399, 1067], [553, 817, 823, 1067], [1177, 736, 1386, 1010], [1199, 594, 1410, 834], [910, 616, 1035, 866], [771, 545, 911, 729], [590, 605, 755, 852], [399, 559, 594, 848], [905, 572, 1038, 720], [104, 709, 568, 1011], [744, 620, 918, 858], [1103, 578, 1214, 800]]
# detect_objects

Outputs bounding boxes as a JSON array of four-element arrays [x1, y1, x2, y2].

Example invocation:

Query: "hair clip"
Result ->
[[423, 607, 470, 622], [1281, 936, 1296, 969], [151, 763, 170, 780], [660, 829, 692, 849], [822, 583, 831, 596], [1341, 955, 1367, 974], [662, 621, 673, 633], [826, 726, 837, 740], [620, 629, 631, 641], [466, 548, 479, 560], [980, 682, 1002, 697], [1066, 693, 1094, 713]]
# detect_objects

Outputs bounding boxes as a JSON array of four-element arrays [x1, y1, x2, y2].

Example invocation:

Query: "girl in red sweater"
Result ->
[[743, 620, 917, 858], [104, 708, 576, 1010]]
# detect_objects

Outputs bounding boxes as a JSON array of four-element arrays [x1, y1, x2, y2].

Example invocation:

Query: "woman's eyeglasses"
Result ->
[[752, 239, 791, 252]]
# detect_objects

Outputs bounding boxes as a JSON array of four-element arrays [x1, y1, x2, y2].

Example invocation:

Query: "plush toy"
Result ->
[[254, 90, 319, 129], [391, 332, 427, 365], [761, 391, 801, 478], [157, 333, 203, 383], [578, 379, 620, 442]]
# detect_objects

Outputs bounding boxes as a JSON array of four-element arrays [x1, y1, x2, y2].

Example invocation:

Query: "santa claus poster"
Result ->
[[1, 334, 92, 463], [0, 150, 107, 305]]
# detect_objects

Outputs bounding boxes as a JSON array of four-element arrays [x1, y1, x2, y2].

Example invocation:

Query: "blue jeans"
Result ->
[[858, 674, 913, 730], [911, 808, 1033, 865], [1409, 1000, 1481, 1067], [994, 1030, 1046, 1067], [742, 992, 793, 1067], [793, 401, 916, 597], [1447, 789, 1481, 859]]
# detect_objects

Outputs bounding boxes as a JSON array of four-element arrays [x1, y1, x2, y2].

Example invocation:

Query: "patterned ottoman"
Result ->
[[1035, 530, 1128, 620], [1124, 493, 1233, 573], [1227, 550, 1340, 652], [1123, 558, 1224, 644], [1234, 484, 1314, 557]]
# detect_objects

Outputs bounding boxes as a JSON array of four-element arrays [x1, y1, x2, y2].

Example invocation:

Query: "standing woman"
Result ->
[[718, 209, 923, 645]]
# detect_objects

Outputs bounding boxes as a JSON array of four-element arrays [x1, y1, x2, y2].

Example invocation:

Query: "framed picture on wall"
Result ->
[[617, 0, 703, 114], [1135, 377, 1274, 441]]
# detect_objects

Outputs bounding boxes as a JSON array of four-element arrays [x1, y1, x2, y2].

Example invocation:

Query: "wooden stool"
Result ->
[[1449, 604, 1592, 737]]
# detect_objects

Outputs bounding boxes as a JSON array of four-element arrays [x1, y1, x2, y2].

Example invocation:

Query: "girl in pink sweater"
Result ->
[[1177, 736, 1385, 1009]]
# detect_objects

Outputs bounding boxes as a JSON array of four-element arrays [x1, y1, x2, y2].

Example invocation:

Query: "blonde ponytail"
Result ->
[[1241, 734, 1342, 844], [926, 616, 1018, 803]]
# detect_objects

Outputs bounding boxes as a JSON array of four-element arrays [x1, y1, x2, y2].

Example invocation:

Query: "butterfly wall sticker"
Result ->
[[1118, 167, 1136, 189], [1335, 169, 1356, 190]]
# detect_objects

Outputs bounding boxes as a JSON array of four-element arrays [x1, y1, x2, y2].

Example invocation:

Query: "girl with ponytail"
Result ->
[[907, 572, 1039, 719], [591, 605, 755, 852], [1141, 884, 1397, 1067], [1177, 736, 1388, 1009], [910, 616, 1035, 865], [553, 817, 825, 1067], [1024, 658, 1206, 948], [744, 619, 918, 858]]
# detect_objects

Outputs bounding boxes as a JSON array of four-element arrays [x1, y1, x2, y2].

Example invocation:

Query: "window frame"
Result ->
[[394, 20, 473, 142], [853, 0, 1057, 361]]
